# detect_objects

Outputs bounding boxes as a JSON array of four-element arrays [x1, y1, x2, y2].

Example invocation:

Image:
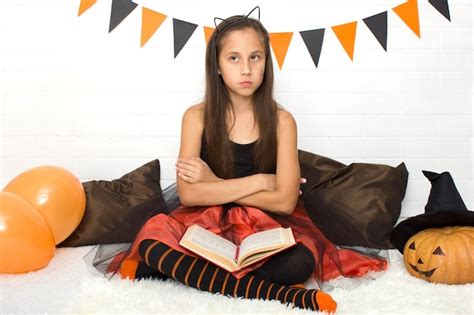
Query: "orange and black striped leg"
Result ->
[[138, 239, 337, 313], [134, 261, 169, 280]]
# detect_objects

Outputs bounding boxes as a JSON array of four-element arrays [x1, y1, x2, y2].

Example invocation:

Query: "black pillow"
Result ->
[[300, 150, 409, 249], [59, 160, 168, 246]]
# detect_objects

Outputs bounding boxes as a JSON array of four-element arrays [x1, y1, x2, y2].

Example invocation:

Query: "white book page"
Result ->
[[189, 226, 237, 262], [239, 228, 285, 259]]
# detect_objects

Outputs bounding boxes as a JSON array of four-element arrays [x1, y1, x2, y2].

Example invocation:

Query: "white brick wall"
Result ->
[[0, 0, 472, 216]]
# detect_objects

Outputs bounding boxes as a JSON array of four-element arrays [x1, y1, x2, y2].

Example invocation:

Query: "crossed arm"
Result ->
[[175, 105, 302, 215]]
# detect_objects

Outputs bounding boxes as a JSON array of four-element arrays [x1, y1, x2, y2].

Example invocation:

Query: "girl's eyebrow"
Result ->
[[224, 50, 264, 55]]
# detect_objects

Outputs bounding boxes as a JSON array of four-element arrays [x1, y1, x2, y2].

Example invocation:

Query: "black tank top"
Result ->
[[200, 135, 275, 210], [200, 137, 259, 178]]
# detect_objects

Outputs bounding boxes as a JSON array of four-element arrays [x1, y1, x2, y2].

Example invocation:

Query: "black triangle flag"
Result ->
[[173, 19, 198, 58], [363, 11, 387, 51], [109, 0, 138, 33], [299, 28, 325, 68], [429, 0, 451, 21]]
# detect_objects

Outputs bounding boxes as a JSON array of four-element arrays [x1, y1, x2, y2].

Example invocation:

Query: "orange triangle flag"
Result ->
[[393, 0, 421, 38], [332, 21, 357, 61], [269, 32, 293, 70], [141, 7, 167, 47], [78, 0, 96, 17], [204, 27, 215, 45]]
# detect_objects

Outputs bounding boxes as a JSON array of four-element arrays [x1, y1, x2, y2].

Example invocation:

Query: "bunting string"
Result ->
[[78, 0, 451, 70]]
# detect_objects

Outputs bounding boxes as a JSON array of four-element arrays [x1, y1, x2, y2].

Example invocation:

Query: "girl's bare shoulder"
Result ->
[[185, 102, 204, 114], [183, 102, 205, 124], [276, 107, 296, 128]]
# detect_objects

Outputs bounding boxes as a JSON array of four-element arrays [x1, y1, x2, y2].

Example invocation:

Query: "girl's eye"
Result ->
[[230, 56, 239, 62], [251, 55, 260, 60]]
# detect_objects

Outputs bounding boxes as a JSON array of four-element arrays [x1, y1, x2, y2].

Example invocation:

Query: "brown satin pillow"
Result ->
[[59, 160, 168, 247], [299, 150, 409, 249]]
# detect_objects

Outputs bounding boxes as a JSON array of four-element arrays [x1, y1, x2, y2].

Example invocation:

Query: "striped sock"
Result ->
[[139, 239, 336, 312]]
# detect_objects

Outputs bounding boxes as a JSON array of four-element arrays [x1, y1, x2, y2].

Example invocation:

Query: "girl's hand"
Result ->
[[299, 177, 307, 196], [176, 157, 221, 183]]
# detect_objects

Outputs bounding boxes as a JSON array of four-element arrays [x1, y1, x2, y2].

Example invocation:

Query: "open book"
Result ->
[[179, 224, 296, 273]]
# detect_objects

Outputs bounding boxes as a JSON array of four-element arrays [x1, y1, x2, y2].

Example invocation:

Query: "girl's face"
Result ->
[[217, 28, 266, 101]]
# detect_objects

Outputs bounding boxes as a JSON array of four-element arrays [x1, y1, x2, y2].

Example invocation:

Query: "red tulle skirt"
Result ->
[[117, 202, 387, 282]]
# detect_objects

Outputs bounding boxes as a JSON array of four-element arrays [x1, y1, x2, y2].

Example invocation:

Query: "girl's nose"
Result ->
[[241, 61, 251, 75]]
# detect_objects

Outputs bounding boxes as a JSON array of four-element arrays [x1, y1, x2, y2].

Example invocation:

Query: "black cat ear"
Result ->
[[214, 17, 228, 33], [214, 6, 261, 34], [246, 6, 260, 21]]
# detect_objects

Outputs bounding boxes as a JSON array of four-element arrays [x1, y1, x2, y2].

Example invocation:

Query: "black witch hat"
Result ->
[[390, 170, 474, 253]]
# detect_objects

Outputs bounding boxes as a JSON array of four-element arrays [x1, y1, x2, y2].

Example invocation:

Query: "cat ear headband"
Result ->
[[213, 6, 260, 34]]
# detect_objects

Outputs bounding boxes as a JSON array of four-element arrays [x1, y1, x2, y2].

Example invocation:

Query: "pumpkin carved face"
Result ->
[[403, 226, 474, 284]]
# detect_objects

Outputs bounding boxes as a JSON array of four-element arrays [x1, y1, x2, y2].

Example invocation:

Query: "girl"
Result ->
[[117, 8, 386, 312]]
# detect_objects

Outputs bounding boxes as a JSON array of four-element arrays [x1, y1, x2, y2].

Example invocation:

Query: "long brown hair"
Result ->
[[203, 15, 277, 179]]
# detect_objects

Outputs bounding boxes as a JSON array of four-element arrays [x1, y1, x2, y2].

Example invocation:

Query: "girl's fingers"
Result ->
[[177, 172, 195, 183], [176, 167, 197, 178], [177, 157, 208, 183], [177, 158, 204, 176], [176, 161, 197, 173], [179, 160, 196, 167]]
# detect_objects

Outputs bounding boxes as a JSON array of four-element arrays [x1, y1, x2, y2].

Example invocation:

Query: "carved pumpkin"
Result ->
[[403, 226, 474, 284]]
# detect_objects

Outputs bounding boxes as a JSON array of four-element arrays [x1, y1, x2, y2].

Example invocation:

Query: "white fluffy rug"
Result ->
[[1, 246, 473, 314]]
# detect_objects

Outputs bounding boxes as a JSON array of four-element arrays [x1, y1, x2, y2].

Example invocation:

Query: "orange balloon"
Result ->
[[0, 192, 55, 273], [3, 166, 86, 244]]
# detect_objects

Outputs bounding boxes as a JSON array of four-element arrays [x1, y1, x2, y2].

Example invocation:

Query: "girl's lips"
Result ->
[[239, 81, 253, 87]]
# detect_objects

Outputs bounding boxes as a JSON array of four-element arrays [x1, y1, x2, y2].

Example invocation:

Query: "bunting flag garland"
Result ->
[[363, 12, 388, 51], [109, 0, 138, 33], [268, 32, 293, 70], [332, 21, 357, 61], [78, 0, 451, 69], [299, 29, 325, 68], [141, 8, 166, 47], [428, 0, 451, 21], [173, 19, 198, 58], [78, 0, 96, 17], [203, 26, 214, 44], [393, 0, 420, 38]]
